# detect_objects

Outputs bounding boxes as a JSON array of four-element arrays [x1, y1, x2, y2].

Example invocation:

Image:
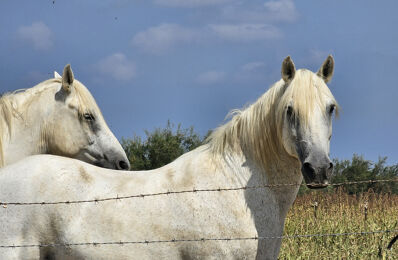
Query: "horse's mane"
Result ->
[[0, 78, 100, 166], [0, 95, 14, 166], [207, 69, 339, 170]]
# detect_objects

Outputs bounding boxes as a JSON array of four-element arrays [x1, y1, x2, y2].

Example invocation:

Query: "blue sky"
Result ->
[[1, 0, 397, 164]]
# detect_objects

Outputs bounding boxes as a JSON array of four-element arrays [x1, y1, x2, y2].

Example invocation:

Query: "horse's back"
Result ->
[[0, 153, 262, 259]]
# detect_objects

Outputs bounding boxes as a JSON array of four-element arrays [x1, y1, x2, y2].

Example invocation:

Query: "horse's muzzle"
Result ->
[[301, 160, 333, 189]]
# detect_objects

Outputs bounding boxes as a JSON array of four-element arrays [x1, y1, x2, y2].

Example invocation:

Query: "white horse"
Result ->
[[0, 64, 129, 170], [0, 56, 338, 259]]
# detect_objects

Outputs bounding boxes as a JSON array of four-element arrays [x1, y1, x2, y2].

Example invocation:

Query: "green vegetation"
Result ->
[[299, 155, 398, 195], [287, 156, 398, 258], [121, 121, 209, 170], [332, 155, 398, 194], [280, 190, 398, 259]]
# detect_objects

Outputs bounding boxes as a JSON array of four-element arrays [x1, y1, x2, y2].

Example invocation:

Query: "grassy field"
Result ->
[[279, 189, 398, 259]]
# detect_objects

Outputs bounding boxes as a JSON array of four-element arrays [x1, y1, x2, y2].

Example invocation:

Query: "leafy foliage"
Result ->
[[299, 154, 398, 194], [331, 154, 398, 194], [121, 121, 206, 170]]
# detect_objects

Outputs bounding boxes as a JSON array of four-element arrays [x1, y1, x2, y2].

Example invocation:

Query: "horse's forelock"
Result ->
[[72, 81, 103, 118], [278, 69, 339, 126]]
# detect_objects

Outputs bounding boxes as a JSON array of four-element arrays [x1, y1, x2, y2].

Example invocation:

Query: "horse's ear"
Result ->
[[62, 64, 74, 92], [317, 55, 334, 83], [281, 56, 296, 83], [54, 71, 61, 79]]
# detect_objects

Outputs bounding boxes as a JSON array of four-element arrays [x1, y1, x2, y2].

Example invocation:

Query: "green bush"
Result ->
[[121, 121, 208, 170], [299, 154, 398, 195]]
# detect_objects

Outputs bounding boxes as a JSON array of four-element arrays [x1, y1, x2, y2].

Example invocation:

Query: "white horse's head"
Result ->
[[279, 56, 338, 188], [47, 64, 130, 170]]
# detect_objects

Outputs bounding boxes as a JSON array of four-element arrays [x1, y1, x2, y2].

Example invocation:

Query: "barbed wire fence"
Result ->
[[1, 178, 398, 253], [1, 230, 397, 249], [1, 178, 397, 206]]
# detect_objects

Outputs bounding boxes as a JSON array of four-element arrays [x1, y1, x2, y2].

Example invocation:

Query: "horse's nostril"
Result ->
[[303, 162, 316, 178], [328, 162, 334, 169], [118, 160, 130, 170], [303, 162, 313, 171]]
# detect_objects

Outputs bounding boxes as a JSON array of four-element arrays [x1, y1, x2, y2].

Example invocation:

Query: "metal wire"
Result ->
[[0, 179, 397, 250], [0, 229, 397, 249], [0, 178, 397, 207]]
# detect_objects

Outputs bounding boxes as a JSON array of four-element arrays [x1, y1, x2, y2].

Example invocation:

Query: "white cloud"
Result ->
[[241, 62, 265, 72], [264, 0, 298, 22], [221, 0, 298, 23], [209, 24, 281, 41], [133, 22, 282, 53], [131, 0, 298, 54], [154, 0, 232, 7], [96, 53, 136, 81], [17, 22, 53, 50], [152, 0, 298, 20], [132, 24, 198, 54], [196, 70, 225, 85]]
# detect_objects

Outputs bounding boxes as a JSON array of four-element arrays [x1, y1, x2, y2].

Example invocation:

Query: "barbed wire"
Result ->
[[1, 178, 397, 207], [0, 229, 397, 249], [1, 180, 397, 252]]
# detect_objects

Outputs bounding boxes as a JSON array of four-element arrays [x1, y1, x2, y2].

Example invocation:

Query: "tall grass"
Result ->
[[279, 189, 398, 259]]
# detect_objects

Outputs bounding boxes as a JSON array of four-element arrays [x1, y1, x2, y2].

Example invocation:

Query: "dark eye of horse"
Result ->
[[329, 105, 335, 114], [286, 106, 293, 118], [83, 113, 95, 122]]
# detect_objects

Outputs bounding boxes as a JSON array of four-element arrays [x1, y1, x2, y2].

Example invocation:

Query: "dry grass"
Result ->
[[279, 189, 398, 259]]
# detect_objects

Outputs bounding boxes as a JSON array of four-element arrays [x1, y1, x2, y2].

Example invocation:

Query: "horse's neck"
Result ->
[[238, 151, 301, 209], [202, 145, 302, 211], [205, 145, 302, 232], [262, 157, 302, 217], [0, 90, 49, 166]]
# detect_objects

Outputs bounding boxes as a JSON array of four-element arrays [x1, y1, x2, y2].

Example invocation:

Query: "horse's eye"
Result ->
[[83, 113, 95, 121], [329, 105, 335, 114], [286, 106, 293, 118]]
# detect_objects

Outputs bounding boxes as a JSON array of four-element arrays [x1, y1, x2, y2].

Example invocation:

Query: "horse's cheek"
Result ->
[[281, 126, 295, 156], [51, 119, 87, 156]]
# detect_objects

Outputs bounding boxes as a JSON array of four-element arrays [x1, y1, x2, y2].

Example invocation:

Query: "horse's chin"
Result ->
[[79, 152, 115, 169], [94, 160, 116, 170], [306, 183, 328, 189]]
